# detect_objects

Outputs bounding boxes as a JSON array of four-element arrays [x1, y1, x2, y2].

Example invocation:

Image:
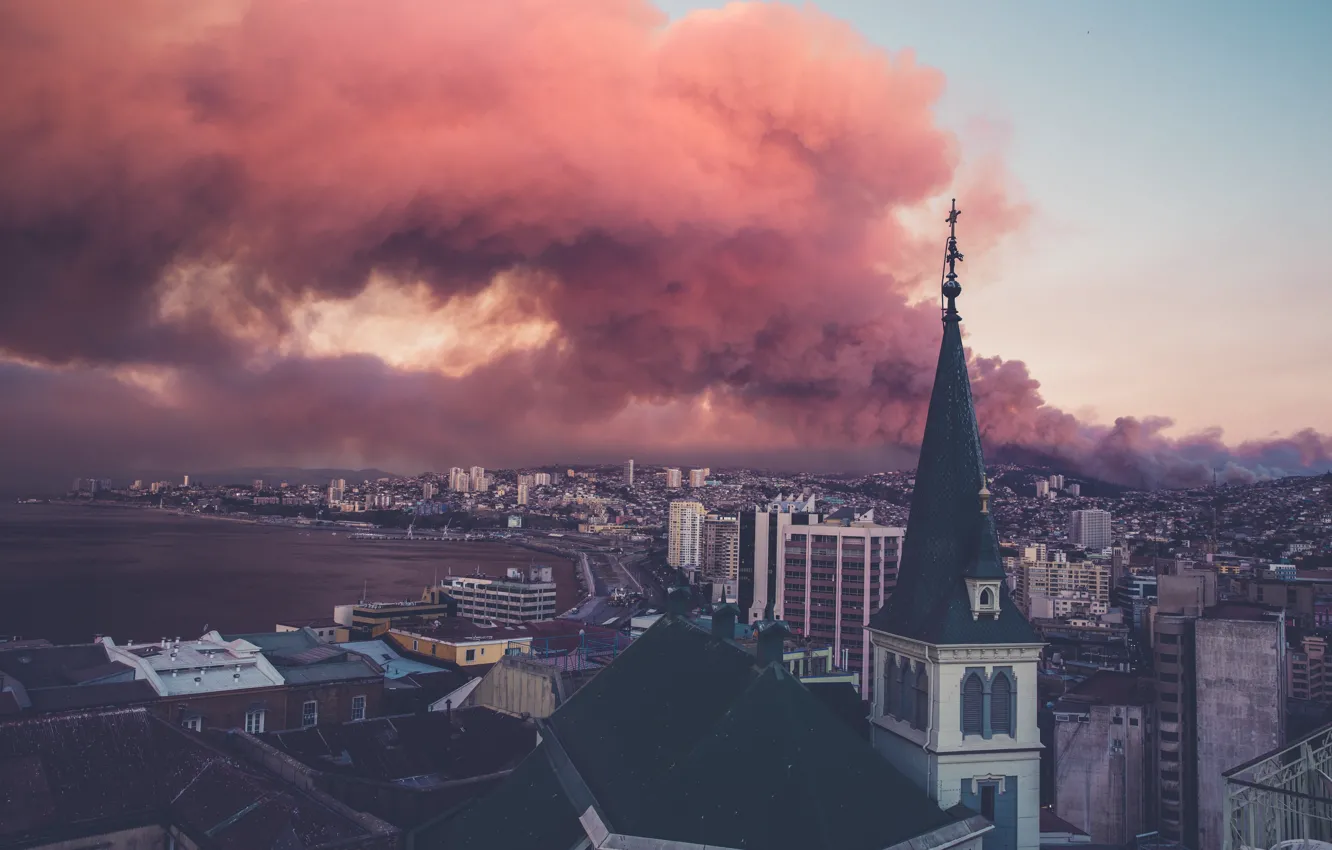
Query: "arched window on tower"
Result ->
[[979, 587, 994, 608], [991, 671, 1013, 736], [883, 653, 898, 718], [961, 672, 984, 736], [898, 657, 914, 720], [913, 666, 929, 729]]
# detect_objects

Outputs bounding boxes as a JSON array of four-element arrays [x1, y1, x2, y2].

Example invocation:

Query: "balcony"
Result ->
[[1225, 722, 1332, 850]]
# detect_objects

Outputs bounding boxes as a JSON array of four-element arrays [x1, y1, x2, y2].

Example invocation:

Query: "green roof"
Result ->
[[427, 616, 965, 850], [867, 301, 1038, 646]]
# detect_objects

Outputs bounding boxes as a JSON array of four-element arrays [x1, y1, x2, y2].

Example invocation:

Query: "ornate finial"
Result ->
[[979, 473, 991, 514], [941, 199, 964, 322]]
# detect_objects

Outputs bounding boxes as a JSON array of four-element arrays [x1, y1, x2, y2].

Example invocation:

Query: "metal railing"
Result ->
[[1226, 724, 1332, 850], [504, 632, 633, 672]]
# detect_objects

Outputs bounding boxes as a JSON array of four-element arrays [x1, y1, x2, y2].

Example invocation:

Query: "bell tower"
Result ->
[[866, 200, 1044, 850]]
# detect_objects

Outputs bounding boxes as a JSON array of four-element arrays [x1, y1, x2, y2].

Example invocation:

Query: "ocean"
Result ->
[[0, 503, 576, 644]]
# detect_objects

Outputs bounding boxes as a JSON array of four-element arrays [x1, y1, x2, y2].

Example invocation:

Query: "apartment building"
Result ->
[[702, 513, 740, 583], [775, 508, 902, 697], [430, 567, 557, 625], [1015, 547, 1111, 615], [668, 500, 706, 568]]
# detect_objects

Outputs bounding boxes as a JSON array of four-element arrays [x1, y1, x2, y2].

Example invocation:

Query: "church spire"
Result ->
[[868, 200, 1037, 645]]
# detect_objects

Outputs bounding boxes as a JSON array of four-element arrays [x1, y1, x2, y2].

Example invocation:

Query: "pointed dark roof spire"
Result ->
[[868, 201, 1037, 645]]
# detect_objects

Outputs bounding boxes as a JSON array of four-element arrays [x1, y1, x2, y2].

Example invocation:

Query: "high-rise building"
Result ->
[[664, 468, 682, 489], [533, 472, 551, 487], [1014, 549, 1111, 616], [777, 509, 902, 695], [622, 459, 635, 487], [1067, 482, 1081, 497], [132, 479, 143, 490], [182, 474, 190, 487], [1152, 602, 1286, 847], [1035, 479, 1049, 497], [688, 468, 707, 488], [1068, 509, 1112, 550], [449, 468, 471, 493], [1049, 474, 1065, 491], [738, 494, 820, 624], [667, 501, 705, 568], [517, 484, 529, 506], [469, 466, 486, 491], [328, 478, 346, 504], [866, 205, 1043, 850], [252, 479, 264, 491], [422, 481, 436, 500], [701, 514, 740, 583]]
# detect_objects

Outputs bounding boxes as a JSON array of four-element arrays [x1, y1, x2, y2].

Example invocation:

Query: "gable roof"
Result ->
[[429, 616, 971, 850], [868, 269, 1038, 646]]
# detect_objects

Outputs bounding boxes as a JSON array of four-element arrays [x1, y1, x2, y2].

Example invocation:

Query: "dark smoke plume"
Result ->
[[0, 0, 1326, 489]]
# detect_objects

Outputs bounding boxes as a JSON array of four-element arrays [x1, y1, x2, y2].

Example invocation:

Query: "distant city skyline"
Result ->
[[0, 0, 1328, 491]]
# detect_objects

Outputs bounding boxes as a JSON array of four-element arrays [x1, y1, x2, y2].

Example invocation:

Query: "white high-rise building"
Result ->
[[1049, 474, 1065, 491], [182, 474, 191, 487], [449, 468, 471, 493], [422, 481, 436, 500], [688, 468, 707, 488], [664, 468, 682, 489], [328, 478, 346, 504], [668, 500, 705, 568], [470, 467, 486, 491], [623, 459, 635, 487], [533, 472, 552, 486], [1034, 479, 1049, 498], [1068, 509, 1112, 550], [517, 484, 529, 506]]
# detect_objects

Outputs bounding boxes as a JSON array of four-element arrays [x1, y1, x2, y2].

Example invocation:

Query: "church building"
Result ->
[[866, 201, 1044, 850]]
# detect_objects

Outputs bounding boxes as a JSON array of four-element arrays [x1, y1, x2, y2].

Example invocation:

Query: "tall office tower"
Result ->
[[1049, 474, 1065, 491], [422, 481, 436, 500], [688, 468, 707, 488], [777, 508, 902, 697], [182, 475, 190, 487], [1152, 602, 1286, 848], [664, 468, 682, 489], [1068, 509, 1112, 549], [738, 494, 820, 624], [667, 500, 705, 568], [469, 467, 486, 491], [702, 514, 740, 583], [622, 459, 635, 487], [866, 205, 1043, 850], [533, 472, 552, 486], [517, 483, 529, 506]]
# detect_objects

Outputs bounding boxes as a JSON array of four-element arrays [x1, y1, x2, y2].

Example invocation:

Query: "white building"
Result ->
[[623, 459, 635, 487], [470, 466, 486, 491], [438, 568, 557, 624], [517, 483, 529, 506], [664, 468, 682, 489], [1068, 509, 1112, 550], [689, 468, 707, 488], [668, 500, 705, 568], [866, 216, 1042, 850]]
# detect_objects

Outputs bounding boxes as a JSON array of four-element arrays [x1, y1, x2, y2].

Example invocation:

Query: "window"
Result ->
[[962, 673, 984, 735], [898, 658, 913, 720], [244, 710, 265, 734], [351, 695, 366, 721], [465, 648, 476, 662], [302, 700, 318, 728], [883, 653, 898, 717], [412, 640, 419, 651], [980, 587, 994, 607], [183, 716, 202, 732], [1159, 633, 1179, 644], [980, 784, 996, 821], [1161, 711, 1179, 722], [913, 667, 929, 730], [991, 672, 1013, 736]]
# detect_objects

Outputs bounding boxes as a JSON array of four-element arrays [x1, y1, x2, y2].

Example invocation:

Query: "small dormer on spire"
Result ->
[[979, 474, 991, 514], [966, 474, 1004, 620]]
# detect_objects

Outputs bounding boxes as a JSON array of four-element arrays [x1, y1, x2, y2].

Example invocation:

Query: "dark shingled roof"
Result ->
[[429, 616, 964, 850], [868, 301, 1039, 646], [0, 708, 393, 849]]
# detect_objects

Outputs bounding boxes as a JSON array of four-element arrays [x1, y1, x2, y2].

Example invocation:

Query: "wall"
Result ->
[[277, 678, 384, 730], [387, 630, 517, 667], [151, 685, 287, 732], [1194, 617, 1286, 850], [1053, 704, 1149, 844], [466, 656, 564, 719], [32, 825, 168, 850]]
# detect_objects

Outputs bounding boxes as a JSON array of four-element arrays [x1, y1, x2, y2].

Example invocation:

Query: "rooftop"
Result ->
[[104, 635, 284, 696], [0, 708, 393, 849], [1055, 670, 1154, 709], [338, 640, 448, 679], [1203, 601, 1285, 622]]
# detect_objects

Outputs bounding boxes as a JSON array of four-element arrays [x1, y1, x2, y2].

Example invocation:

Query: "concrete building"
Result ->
[[422, 480, 436, 500], [689, 468, 707, 488], [702, 513, 740, 583], [1035, 479, 1050, 498], [667, 500, 705, 568], [867, 219, 1043, 850], [622, 458, 634, 486], [329, 477, 346, 504], [469, 466, 486, 491], [1067, 509, 1112, 550], [1015, 549, 1111, 615], [1158, 568, 1218, 617], [664, 467, 682, 488], [1288, 632, 1331, 702], [1052, 671, 1154, 845], [1194, 604, 1286, 850], [449, 468, 471, 493], [516, 483, 529, 506], [431, 568, 558, 624], [776, 509, 902, 697], [738, 494, 820, 624]]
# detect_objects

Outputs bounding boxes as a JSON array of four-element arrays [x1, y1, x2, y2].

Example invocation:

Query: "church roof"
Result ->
[[427, 616, 975, 850], [868, 201, 1039, 647]]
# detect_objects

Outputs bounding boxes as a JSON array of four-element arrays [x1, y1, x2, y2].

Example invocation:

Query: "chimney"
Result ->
[[711, 603, 739, 641], [754, 620, 791, 669], [667, 585, 691, 617]]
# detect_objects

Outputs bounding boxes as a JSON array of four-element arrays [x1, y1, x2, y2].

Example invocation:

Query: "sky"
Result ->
[[658, 0, 1332, 440], [0, 0, 1328, 491]]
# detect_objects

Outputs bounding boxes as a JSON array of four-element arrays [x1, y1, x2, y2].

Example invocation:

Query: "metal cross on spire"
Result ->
[[941, 199, 964, 321]]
